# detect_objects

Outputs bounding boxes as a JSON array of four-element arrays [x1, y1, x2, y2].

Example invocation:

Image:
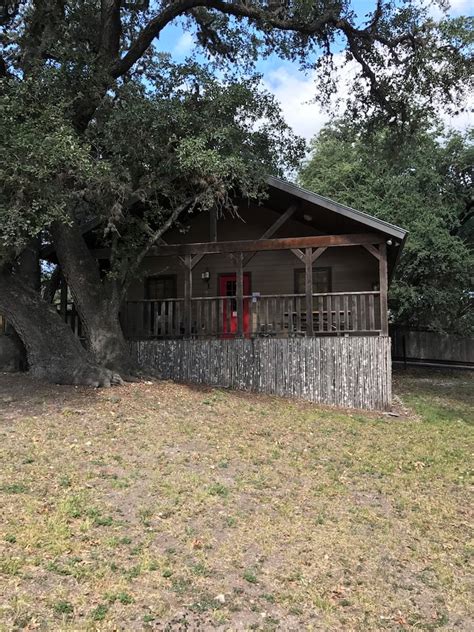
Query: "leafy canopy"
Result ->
[[2, 1, 472, 126], [0, 58, 302, 277], [299, 120, 473, 335]]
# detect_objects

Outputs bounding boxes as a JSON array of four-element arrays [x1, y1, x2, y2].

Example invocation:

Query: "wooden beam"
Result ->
[[183, 208, 218, 271], [305, 248, 314, 336], [291, 248, 305, 263], [149, 233, 383, 257], [310, 246, 327, 263], [190, 254, 203, 269], [363, 244, 381, 260], [379, 243, 388, 335], [158, 238, 188, 268], [243, 204, 297, 267], [235, 252, 244, 337]]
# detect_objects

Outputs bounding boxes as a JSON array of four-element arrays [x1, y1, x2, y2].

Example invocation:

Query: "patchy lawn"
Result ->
[[0, 368, 472, 631]]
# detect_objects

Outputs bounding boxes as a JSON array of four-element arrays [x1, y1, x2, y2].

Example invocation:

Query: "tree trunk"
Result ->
[[17, 237, 41, 291], [0, 271, 121, 386], [51, 218, 137, 377]]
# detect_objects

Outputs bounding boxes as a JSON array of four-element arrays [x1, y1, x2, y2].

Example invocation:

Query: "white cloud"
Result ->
[[448, 0, 473, 14], [440, 104, 473, 132], [263, 54, 472, 143], [172, 31, 194, 57], [422, 0, 472, 19], [262, 67, 328, 141], [262, 55, 360, 142]]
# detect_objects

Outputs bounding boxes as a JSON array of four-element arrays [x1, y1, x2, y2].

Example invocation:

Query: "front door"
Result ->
[[219, 273, 251, 335]]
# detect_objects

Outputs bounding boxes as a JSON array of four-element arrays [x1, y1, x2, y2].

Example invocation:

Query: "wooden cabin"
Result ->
[[119, 177, 406, 410]]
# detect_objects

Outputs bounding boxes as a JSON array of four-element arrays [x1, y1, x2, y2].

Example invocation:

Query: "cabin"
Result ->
[[120, 177, 407, 410]]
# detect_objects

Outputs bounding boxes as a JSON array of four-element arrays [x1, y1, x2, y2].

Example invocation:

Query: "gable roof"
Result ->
[[267, 176, 407, 241], [265, 176, 408, 281]]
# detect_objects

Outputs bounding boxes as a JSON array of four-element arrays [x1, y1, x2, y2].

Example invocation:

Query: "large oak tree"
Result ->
[[0, 1, 472, 383]]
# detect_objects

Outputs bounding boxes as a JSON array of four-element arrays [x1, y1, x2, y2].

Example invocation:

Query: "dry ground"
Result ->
[[0, 368, 472, 631]]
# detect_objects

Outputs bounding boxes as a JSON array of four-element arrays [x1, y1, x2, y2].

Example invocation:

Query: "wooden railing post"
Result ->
[[305, 247, 314, 336], [184, 254, 192, 337], [236, 252, 244, 337], [379, 243, 388, 335]]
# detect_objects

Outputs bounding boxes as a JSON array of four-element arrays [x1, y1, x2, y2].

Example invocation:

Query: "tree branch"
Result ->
[[121, 195, 204, 296], [99, 0, 122, 64], [112, 0, 418, 91], [112, 0, 340, 78]]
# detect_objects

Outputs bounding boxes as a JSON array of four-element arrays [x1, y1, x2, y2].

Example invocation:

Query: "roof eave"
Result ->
[[267, 176, 408, 242]]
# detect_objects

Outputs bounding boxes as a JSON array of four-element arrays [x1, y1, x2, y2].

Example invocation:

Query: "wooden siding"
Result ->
[[126, 207, 379, 301], [130, 336, 392, 410]]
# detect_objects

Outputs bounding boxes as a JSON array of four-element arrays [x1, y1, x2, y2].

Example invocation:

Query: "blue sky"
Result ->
[[153, 1, 473, 141]]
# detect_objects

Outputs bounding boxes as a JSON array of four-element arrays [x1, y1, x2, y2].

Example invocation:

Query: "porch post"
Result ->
[[379, 242, 388, 335], [235, 252, 244, 337], [305, 247, 314, 336], [184, 254, 192, 337]]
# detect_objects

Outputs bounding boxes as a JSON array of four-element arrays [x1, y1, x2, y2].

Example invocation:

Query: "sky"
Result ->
[[153, 1, 473, 142]]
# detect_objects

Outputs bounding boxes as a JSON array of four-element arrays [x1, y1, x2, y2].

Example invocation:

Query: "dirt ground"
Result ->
[[0, 368, 472, 631]]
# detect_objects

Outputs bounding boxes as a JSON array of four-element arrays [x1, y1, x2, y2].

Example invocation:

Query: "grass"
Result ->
[[0, 368, 472, 630]]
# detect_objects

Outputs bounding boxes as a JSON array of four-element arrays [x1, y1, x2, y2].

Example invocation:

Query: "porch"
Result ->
[[121, 233, 388, 340]]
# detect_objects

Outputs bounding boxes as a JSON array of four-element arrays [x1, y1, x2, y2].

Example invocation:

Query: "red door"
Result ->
[[219, 273, 251, 336]]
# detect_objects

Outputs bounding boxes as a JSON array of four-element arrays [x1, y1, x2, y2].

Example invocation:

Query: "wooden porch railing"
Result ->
[[121, 291, 382, 339]]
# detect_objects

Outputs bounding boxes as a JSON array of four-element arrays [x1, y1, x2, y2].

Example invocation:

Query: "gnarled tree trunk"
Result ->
[[0, 271, 121, 386], [51, 218, 137, 378]]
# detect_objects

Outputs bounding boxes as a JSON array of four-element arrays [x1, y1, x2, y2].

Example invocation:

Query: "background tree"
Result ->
[[0, 1, 472, 383], [299, 120, 473, 336]]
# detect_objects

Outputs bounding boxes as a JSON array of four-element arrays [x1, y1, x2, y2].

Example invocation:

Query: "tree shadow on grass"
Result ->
[[0, 372, 106, 421]]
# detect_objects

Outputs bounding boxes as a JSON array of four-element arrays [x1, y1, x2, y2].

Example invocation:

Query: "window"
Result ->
[[294, 267, 331, 294], [145, 275, 177, 300]]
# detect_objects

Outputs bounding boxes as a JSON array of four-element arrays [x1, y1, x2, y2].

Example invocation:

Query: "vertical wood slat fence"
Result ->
[[130, 336, 392, 410]]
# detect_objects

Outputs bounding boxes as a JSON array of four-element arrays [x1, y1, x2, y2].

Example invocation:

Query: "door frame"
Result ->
[[216, 271, 252, 297], [217, 271, 252, 336]]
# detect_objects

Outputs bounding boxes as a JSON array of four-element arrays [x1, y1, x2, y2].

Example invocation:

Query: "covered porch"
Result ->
[[121, 233, 389, 340]]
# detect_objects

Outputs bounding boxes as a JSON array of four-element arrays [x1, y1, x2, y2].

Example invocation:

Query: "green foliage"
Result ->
[[299, 121, 473, 335], [0, 58, 303, 277], [1, 0, 472, 292], [53, 600, 73, 616], [90, 604, 108, 621], [0, 77, 113, 262], [86, 59, 303, 279]]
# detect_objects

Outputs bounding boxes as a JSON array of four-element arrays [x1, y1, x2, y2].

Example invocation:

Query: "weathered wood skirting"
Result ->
[[131, 336, 392, 411]]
